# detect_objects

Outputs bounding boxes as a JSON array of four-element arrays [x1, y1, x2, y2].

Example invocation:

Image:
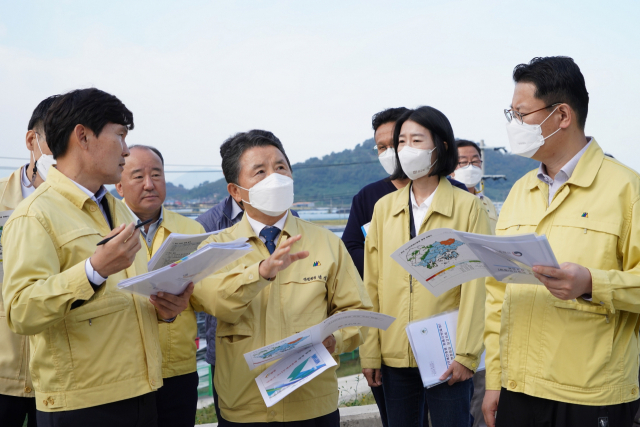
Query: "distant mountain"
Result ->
[[167, 170, 224, 189], [115, 139, 538, 204]]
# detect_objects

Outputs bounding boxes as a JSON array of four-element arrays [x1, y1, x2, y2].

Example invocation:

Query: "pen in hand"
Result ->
[[96, 218, 153, 246]]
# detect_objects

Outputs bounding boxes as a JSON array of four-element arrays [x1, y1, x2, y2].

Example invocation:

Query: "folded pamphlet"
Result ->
[[147, 231, 220, 271], [391, 228, 560, 297], [406, 310, 485, 388], [118, 238, 252, 297], [247, 311, 395, 407]]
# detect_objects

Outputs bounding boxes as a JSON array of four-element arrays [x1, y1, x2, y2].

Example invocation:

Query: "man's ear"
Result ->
[[115, 182, 125, 198], [558, 104, 573, 130], [227, 182, 242, 204], [25, 130, 36, 152], [73, 124, 91, 151]]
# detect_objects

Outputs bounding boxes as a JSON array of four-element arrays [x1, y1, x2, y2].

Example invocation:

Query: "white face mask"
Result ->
[[397, 146, 437, 180], [505, 106, 561, 158], [378, 148, 397, 175], [236, 173, 294, 217], [454, 165, 483, 188], [33, 133, 56, 181]]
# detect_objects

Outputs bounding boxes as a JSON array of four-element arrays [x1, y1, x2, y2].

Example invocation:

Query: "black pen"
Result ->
[[96, 218, 154, 246]]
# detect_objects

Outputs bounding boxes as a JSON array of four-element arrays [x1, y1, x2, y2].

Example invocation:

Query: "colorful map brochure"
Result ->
[[391, 228, 560, 297], [406, 310, 485, 388], [256, 343, 337, 407], [248, 311, 395, 407], [0, 210, 14, 282], [147, 231, 220, 271], [245, 311, 395, 369], [118, 238, 252, 297]]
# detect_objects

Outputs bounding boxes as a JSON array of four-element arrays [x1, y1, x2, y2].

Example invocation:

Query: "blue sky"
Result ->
[[1, 0, 639, 179]]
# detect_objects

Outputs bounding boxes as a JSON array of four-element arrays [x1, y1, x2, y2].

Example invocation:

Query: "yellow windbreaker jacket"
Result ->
[[0, 167, 34, 398], [190, 213, 372, 423], [1, 167, 163, 412], [485, 139, 640, 405], [360, 177, 490, 372], [139, 206, 205, 378]]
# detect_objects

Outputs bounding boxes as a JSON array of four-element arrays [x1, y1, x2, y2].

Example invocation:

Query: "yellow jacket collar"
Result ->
[[391, 176, 454, 218], [235, 209, 298, 242], [0, 167, 25, 209], [525, 138, 604, 191], [46, 167, 95, 210]]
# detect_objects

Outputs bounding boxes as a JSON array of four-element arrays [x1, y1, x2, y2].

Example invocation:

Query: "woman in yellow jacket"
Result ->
[[360, 106, 491, 427]]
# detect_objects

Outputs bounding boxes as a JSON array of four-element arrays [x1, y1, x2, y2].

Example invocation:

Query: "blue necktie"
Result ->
[[259, 226, 280, 255]]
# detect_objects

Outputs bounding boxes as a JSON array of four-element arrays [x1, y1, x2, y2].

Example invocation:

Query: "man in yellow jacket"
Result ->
[[483, 56, 640, 427], [116, 144, 206, 427], [190, 130, 372, 426], [2, 88, 193, 427], [0, 95, 59, 427]]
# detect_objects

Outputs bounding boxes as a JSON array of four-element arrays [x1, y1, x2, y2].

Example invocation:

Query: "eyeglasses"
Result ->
[[458, 160, 482, 168], [504, 103, 561, 124]]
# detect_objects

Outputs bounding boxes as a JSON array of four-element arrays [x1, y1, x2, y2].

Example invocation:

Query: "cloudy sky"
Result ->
[[1, 0, 639, 178]]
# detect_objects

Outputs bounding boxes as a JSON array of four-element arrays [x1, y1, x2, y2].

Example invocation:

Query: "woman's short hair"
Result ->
[[390, 106, 458, 180]]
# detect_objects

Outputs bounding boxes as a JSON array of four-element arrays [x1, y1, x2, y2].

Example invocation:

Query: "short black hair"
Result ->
[[28, 95, 62, 132], [513, 56, 589, 130], [456, 139, 481, 157], [390, 106, 458, 180], [372, 107, 410, 132], [128, 144, 164, 166], [220, 130, 292, 185], [44, 88, 134, 159]]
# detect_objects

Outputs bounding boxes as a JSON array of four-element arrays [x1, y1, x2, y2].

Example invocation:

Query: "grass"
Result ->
[[336, 358, 362, 378], [194, 357, 368, 424], [195, 404, 218, 425]]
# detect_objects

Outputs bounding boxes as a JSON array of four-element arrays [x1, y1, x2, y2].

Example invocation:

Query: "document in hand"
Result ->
[[0, 210, 14, 282], [117, 238, 252, 297], [147, 231, 220, 271], [391, 228, 560, 297], [406, 310, 485, 388], [246, 311, 395, 407]]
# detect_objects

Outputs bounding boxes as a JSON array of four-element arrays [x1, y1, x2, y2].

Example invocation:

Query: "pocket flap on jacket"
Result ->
[[56, 227, 102, 246], [73, 297, 130, 322], [217, 324, 253, 338], [552, 217, 621, 236], [553, 300, 608, 316], [496, 216, 539, 231]]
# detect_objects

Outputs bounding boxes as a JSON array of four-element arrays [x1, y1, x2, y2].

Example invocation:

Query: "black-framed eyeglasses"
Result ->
[[504, 103, 561, 124], [458, 160, 482, 168]]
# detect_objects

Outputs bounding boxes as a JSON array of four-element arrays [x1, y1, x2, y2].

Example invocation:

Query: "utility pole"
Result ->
[[479, 139, 507, 183]]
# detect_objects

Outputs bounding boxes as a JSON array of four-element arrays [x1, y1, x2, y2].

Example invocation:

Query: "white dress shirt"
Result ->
[[20, 165, 36, 199], [246, 211, 289, 245], [537, 138, 592, 205], [410, 184, 438, 235]]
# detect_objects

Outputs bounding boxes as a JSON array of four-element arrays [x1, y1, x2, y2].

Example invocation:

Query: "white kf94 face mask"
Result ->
[[236, 173, 294, 217], [454, 165, 483, 188], [505, 106, 561, 158], [397, 146, 437, 180], [33, 133, 56, 181], [378, 148, 397, 175]]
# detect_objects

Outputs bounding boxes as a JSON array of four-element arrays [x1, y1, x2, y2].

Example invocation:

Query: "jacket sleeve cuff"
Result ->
[[454, 354, 480, 372], [360, 357, 381, 370], [332, 330, 344, 355], [485, 373, 502, 390], [589, 268, 614, 312], [64, 261, 97, 303]]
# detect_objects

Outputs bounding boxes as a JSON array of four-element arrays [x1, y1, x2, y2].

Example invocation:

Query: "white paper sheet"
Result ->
[[255, 343, 337, 407], [147, 231, 220, 271], [117, 238, 252, 297], [244, 311, 395, 369], [406, 310, 485, 388], [0, 210, 14, 283], [391, 228, 560, 297]]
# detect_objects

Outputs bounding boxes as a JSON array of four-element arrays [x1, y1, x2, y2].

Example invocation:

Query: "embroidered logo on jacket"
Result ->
[[313, 261, 321, 267], [581, 212, 588, 218]]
